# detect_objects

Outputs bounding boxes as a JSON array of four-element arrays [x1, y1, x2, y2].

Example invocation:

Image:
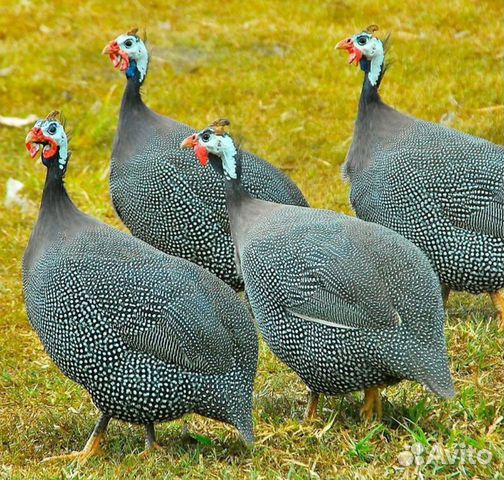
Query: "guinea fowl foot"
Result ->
[[41, 414, 110, 464], [489, 290, 504, 330], [138, 442, 164, 458], [138, 423, 164, 457], [360, 387, 382, 423], [304, 391, 321, 420]]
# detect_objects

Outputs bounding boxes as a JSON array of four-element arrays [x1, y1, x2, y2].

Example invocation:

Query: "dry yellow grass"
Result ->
[[0, 0, 503, 478]]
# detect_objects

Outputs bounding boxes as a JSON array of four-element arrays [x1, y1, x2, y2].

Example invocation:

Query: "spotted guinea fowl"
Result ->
[[102, 29, 307, 291], [23, 112, 258, 462], [181, 120, 454, 420], [336, 26, 504, 327]]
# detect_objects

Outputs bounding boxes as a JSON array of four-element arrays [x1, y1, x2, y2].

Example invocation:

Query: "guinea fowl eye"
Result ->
[[201, 133, 211, 142], [124, 39, 133, 48], [48, 123, 57, 135], [358, 37, 367, 45]]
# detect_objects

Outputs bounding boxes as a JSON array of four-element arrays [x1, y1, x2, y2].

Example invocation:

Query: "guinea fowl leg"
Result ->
[[139, 423, 164, 457], [304, 391, 321, 420], [441, 285, 451, 308], [181, 420, 189, 437], [41, 414, 110, 464], [489, 290, 504, 330], [360, 387, 382, 422]]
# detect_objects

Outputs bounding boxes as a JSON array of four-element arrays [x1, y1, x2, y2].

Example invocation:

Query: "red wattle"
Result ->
[[194, 144, 209, 166], [26, 143, 40, 159], [349, 47, 362, 65], [44, 138, 58, 158]]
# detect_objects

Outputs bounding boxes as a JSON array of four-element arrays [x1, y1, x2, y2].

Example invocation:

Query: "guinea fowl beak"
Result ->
[[180, 134, 209, 166], [336, 38, 362, 65], [102, 41, 130, 72], [180, 134, 198, 149], [25, 128, 43, 160]]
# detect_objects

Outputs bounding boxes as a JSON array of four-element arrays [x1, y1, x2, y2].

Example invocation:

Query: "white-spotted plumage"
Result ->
[[105, 32, 308, 291], [339, 28, 504, 296], [23, 118, 258, 447], [188, 127, 455, 406]]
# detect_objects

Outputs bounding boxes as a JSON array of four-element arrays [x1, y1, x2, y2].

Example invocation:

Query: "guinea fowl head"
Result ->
[[25, 111, 69, 172], [102, 28, 148, 84], [181, 119, 239, 180], [336, 25, 385, 87]]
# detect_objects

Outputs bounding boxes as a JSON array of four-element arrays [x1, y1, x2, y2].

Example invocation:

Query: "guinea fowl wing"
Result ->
[[113, 275, 237, 374], [64, 230, 237, 375], [245, 213, 402, 330], [457, 183, 504, 238], [387, 121, 504, 238]]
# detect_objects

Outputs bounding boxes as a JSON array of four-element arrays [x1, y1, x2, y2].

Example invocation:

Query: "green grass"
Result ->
[[0, 0, 503, 478]]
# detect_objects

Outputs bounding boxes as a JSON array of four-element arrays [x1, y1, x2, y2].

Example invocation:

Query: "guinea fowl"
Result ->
[[336, 26, 504, 327], [181, 120, 455, 420], [23, 112, 258, 462], [102, 29, 307, 290]]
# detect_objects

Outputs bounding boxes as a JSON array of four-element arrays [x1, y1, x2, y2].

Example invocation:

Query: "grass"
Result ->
[[0, 0, 503, 478]]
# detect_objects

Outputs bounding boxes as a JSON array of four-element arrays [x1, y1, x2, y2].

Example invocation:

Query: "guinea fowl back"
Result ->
[[345, 102, 504, 225]]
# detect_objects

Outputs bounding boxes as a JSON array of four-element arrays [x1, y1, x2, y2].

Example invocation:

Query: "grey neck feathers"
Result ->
[[116, 76, 151, 147], [37, 158, 84, 228], [40, 159, 77, 216], [343, 57, 386, 179], [215, 152, 282, 260], [24, 159, 75, 271], [121, 74, 147, 117], [208, 151, 258, 244], [24, 159, 91, 273]]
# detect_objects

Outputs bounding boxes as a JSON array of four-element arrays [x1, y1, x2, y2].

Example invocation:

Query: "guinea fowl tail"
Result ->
[[377, 333, 455, 399], [234, 415, 255, 446], [195, 369, 255, 445], [406, 343, 455, 399], [227, 377, 255, 446]]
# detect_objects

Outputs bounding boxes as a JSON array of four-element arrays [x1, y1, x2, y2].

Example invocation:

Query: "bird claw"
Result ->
[[41, 445, 102, 464], [138, 442, 164, 458], [489, 290, 504, 331], [360, 387, 382, 423], [41, 420, 107, 464]]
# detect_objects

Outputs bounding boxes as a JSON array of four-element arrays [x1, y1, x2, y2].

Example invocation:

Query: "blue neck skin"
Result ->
[[359, 57, 382, 106], [125, 59, 142, 85]]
